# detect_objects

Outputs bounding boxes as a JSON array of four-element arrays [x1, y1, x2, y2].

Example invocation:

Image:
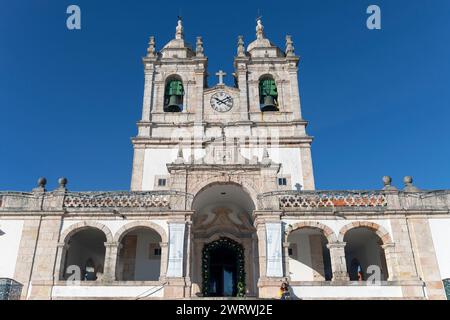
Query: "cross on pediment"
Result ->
[[215, 70, 226, 85]]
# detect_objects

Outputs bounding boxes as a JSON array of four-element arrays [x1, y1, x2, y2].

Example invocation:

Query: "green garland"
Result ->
[[201, 237, 246, 297]]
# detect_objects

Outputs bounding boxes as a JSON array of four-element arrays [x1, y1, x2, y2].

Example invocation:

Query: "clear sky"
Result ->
[[1, 0, 450, 191]]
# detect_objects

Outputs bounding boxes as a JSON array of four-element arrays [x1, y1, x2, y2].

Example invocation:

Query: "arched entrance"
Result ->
[[191, 182, 258, 297], [202, 238, 245, 297]]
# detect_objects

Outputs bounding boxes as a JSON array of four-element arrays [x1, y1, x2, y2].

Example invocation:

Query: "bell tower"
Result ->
[[131, 18, 315, 192]]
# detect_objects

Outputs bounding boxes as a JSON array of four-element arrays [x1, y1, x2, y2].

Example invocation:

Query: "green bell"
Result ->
[[165, 94, 182, 112], [261, 95, 278, 112]]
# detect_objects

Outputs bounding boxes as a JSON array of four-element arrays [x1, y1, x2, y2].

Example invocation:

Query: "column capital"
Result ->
[[327, 242, 346, 249], [104, 241, 120, 248]]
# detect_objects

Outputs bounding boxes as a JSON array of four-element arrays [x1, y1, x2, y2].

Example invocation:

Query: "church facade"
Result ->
[[1, 19, 449, 300]]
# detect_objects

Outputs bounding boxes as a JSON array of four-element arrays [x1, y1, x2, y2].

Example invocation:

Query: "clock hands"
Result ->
[[214, 96, 231, 105]]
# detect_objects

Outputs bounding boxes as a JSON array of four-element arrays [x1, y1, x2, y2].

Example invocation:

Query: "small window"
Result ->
[[158, 179, 167, 187], [278, 178, 287, 186], [288, 248, 293, 256], [149, 243, 161, 259]]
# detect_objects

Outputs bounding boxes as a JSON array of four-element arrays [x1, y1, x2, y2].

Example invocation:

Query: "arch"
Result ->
[[113, 221, 167, 244], [163, 73, 185, 84], [201, 237, 245, 297], [60, 221, 113, 244], [285, 221, 338, 243], [190, 180, 258, 211], [338, 221, 392, 244], [258, 74, 279, 112], [163, 74, 184, 112], [258, 73, 280, 83]]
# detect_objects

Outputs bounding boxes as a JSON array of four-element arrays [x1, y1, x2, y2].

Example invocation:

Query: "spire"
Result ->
[[256, 17, 265, 40], [285, 35, 295, 57], [175, 16, 183, 40]]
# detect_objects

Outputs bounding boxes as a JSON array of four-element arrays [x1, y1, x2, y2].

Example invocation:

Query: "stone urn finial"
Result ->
[[37, 177, 47, 188], [403, 176, 420, 192], [382, 176, 397, 191], [58, 177, 68, 189]]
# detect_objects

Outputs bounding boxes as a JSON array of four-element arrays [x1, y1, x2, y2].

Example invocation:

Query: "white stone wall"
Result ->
[[132, 229, 161, 280], [288, 233, 313, 281], [429, 218, 450, 279], [0, 219, 23, 278], [141, 147, 304, 191]]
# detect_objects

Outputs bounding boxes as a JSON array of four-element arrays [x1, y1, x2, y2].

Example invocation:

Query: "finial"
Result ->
[[382, 176, 397, 191], [256, 17, 264, 40], [33, 177, 47, 193], [58, 177, 68, 189], [176, 16, 183, 40], [237, 35, 245, 57], [383, 176, 392, 187], [147, 36, 156, 57], [37, 177, 47, 188], [403, 176, 420, 192], [285, 35, 295, 57], [196, 36, 204, 57]]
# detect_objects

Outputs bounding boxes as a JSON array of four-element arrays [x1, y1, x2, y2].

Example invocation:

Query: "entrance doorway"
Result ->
[[209, 247, 237, 296], [202, 238, 245, 297]]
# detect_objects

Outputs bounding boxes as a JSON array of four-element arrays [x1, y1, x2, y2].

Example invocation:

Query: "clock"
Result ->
[[210, 91, 233, 112]]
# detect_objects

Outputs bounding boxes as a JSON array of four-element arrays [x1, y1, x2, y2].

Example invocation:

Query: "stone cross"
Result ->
[[216, 70, 226, 85]]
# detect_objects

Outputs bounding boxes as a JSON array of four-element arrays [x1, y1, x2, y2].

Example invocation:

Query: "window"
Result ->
[[149, 243, 162, 259], [278, 178, 287, 186], [158, 179, 167, 187], [259, 76, 279, 112], [164, 78, 184, 112]]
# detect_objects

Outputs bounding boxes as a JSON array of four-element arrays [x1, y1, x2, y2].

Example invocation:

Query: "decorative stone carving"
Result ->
[[196, 36, 204, 57]]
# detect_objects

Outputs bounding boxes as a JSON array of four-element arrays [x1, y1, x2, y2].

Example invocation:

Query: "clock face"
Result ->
[[210, 91, 233, 112]]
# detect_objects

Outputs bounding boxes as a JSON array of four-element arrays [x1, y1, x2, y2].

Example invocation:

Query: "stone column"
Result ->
[[159, 242, 168, 280], [282, 242, 291, 281], [142, 68, 155, 121], [236, 62, 250, 121], [288, 66, 302, 119], [164, 222, 188, 298], [53, 242, 69, 282], [265, 222, 283, 277], [382, 242, 398, 281], [327, 242, 349, 281], [103, 242, 119, 283], [255, 220, 266, 279]]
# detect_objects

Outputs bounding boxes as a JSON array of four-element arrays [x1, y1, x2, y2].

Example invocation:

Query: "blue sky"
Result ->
[[1, 0, 450, 191]]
